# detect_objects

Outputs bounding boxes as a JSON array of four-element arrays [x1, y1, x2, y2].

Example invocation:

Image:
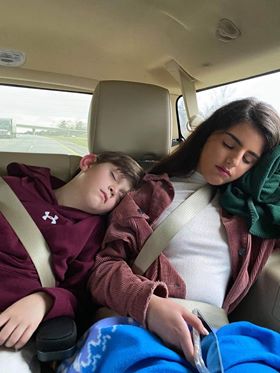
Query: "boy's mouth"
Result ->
[[100, 190, 108, 203]]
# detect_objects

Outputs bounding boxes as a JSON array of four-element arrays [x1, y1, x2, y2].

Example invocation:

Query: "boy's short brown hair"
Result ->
[[95, 151, 144, 189]]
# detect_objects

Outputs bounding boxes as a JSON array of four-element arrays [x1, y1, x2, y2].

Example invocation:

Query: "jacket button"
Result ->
[[137, 208, 143, 214], [238, 247, 246, 256]]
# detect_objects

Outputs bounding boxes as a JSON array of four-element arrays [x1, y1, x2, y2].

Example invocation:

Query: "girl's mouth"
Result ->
[[216, 165, 231, 176]]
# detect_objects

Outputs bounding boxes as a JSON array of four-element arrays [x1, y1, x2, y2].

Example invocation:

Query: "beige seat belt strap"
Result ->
[[133, 184, 214, 275], [0, 177, 55, 287]]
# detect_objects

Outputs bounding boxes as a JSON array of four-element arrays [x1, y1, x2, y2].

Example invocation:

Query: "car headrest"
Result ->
[[88, 81, 171, 165], [0, 152, 81, 181]]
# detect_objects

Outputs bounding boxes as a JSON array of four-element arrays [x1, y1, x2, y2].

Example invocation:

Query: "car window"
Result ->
[[0, 85, 92, 155], [177, 71, 280, 137]]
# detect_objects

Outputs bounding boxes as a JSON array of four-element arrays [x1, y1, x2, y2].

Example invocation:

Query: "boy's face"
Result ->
[[79, 158, 132, 214]]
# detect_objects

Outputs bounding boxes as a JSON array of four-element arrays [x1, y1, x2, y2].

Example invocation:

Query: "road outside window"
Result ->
[[0, 85, 92, 155]]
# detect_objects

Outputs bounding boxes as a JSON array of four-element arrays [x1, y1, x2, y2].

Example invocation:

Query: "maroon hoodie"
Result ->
[[0, 163, 105, 320]]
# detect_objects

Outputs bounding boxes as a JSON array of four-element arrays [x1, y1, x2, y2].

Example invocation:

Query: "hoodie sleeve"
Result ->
[[33, 219, 105, 320], [40, 288, 77, 319], [37, 257, 94, 320]]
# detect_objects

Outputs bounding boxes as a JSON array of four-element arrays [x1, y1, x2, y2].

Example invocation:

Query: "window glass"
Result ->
[[177, 71, 280, 137], [0, 85, 92, 155], [176, 96, 188, 139]]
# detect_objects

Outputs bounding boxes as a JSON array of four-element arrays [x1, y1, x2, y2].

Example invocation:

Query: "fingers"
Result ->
[[13, 327, 33, 350], [4, 324, 32, 349], [182, 310, 209, 335], [179, 310, 209, 362], [0, 312, 9, 329], [0, 317, 14, 346], [147, 297, 209, 363], [0, 293, 51, 350], [0, 317, 34, 349], [179, 323, 195, 363]]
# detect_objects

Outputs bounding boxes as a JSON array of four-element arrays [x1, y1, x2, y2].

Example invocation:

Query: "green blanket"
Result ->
[[219, 145, 280, 238]]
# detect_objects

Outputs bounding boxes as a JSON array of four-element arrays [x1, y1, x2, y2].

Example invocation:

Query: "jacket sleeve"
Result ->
[[88, 219, 169, 326]]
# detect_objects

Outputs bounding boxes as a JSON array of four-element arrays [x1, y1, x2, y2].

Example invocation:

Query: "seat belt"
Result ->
[[132, 184, 229, 328], [133, 184, 214, 275], [0, 177, 55, 287]]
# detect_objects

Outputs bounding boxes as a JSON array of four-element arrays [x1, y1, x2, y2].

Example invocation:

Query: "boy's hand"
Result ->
[[146, 295, 208, 363], [0, 292, 52, 349]]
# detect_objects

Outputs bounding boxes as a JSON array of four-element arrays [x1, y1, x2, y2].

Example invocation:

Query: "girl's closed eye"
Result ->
[[223, 141, 234, 149], [243, 154, 255, 165]]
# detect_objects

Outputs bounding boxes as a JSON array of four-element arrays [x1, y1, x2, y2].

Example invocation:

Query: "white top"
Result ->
[[155, 172, 231, 307]]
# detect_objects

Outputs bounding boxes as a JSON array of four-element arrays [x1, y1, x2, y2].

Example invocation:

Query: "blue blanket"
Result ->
[[57, 317, 280, 373]]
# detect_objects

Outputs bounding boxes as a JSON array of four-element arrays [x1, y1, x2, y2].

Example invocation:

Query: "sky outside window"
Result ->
[[178, 71, 280, 136]]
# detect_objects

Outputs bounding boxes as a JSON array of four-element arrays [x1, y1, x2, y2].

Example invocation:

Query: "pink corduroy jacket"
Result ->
[[88, 173, 279, 325]]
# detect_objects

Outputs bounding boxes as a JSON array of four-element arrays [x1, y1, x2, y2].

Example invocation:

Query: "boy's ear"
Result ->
[[79, 153, 97, 171]]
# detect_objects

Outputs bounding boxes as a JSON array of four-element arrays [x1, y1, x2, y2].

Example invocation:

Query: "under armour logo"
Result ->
[[42, 211, 59, 224]]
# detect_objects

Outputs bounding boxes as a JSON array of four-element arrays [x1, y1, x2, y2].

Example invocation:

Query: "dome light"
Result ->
[[216, 19, 241, 42], [0, 49, 26, 67]]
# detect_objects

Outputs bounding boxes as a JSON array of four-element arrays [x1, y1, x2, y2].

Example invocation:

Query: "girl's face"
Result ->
[[197, 121, 266, 185]]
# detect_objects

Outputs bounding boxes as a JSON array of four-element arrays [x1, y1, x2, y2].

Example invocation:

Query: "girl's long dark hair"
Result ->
[[150, 98, 280, 177]]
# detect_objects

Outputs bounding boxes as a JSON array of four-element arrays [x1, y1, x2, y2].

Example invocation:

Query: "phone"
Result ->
[[192, 308, 224, 373]]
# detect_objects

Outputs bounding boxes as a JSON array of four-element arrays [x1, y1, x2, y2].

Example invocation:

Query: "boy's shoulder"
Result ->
[[7, 162, 64, 188]]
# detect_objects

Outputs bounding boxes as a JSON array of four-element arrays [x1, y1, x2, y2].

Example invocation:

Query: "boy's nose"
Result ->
[[108, 185, 116, 197]]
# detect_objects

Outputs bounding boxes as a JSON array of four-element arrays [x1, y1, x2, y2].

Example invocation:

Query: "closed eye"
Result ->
[[243, 154, 256, 165], [223, 141, 234, 149], [111, 171, 117, 181]]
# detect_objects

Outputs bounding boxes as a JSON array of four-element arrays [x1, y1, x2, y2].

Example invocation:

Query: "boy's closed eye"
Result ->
[[111, 170, 118, 181]]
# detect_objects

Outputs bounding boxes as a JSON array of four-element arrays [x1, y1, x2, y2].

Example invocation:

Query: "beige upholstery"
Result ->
[[230, 250, 280, 332], [88, 80, 172, 165], [0, 152, 81, 180], [95, 299, 229, 329]]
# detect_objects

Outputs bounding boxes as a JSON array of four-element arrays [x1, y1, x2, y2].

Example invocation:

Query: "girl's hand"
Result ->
[[0, 292, 52, 349], [146, 295, 208, 362]]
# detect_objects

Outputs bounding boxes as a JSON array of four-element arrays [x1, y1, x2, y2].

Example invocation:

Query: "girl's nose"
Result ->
[[226, 157, 234, 167], [226, 152, 242, 167]]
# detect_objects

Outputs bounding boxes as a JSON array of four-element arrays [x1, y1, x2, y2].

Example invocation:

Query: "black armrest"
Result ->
[[35, 316, 77, 362]]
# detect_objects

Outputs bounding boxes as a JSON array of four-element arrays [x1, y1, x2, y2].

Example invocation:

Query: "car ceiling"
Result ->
[[0, 0, 280, 94]]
